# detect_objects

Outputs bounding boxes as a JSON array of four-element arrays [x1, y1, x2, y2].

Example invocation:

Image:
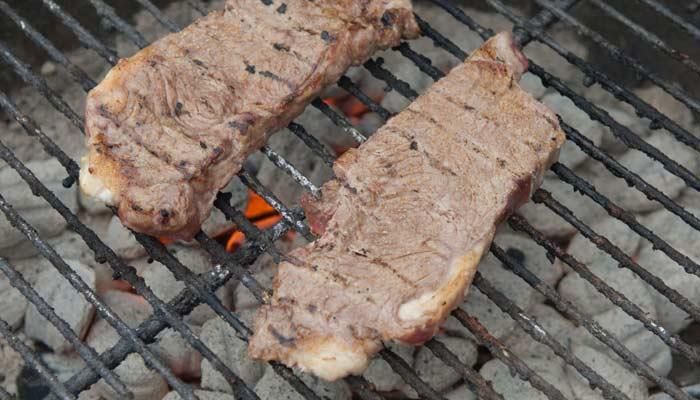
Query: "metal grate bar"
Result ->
[[337, 75, 393, 121], [62, 219, 290, 396], [393, 4, 700, 233], [185, 0, 208, 15], [635, 0, 700, 40], [452, 307, 569, 400], [586, 0, 700, 76], [0, 384, 14, 400], [532, 0, 700, 114], [509, 214, 692, 400], [304, 53, 699, 399], [393, 14, 700, 194], [0, 317, 74, 400], [363, 58, 419, 100], [238, 169, 314, 240], [87, 0, 148, 48], [0, 143, 258, 400], [472, 267, 631, 400], [0, 0, 96, 91], [40, 0, 118, 64], [260, 146, 322, 198], [0, 257, 131, 398], [512, 0, 580, 46], [551, 162, 700, 279], [286, 122, 336, 167], [0, 42, 84, 132], [533, 188, 700, 348], [310, 98, 368, 143], [423, 340, 504, 400], [0, 91, 80, 185], [490, 240, 696, 396], [379, 349, 444, 400], [0, 143, 205, 400], [484, 0, 700, 153], [131, 0, 182, 32]]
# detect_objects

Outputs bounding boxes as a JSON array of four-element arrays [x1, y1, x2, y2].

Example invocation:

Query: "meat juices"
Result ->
[[80, 0, 419, 239], [248, 32, 565, 381]]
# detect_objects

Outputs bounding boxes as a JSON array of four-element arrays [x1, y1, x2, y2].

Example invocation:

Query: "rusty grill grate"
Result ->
[[0, 0, 698, 399]]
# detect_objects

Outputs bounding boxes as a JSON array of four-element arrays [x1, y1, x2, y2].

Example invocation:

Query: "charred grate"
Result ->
[[0, 0, 697, 400]]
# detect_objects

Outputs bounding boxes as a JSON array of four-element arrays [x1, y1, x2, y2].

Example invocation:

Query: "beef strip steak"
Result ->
[[248, 32, 566, 381], [80, 0, 419, 239]]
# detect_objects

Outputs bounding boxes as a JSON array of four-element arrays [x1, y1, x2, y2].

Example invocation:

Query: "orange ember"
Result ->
[[225, 190, 283, 252], [323, 94, 373, 124]]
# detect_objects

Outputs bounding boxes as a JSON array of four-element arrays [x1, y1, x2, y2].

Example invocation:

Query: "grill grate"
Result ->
[[0, 1, 697, 400]]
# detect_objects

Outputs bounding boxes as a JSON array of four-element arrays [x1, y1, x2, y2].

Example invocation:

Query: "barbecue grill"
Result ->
[[0, 0, 698, 399]]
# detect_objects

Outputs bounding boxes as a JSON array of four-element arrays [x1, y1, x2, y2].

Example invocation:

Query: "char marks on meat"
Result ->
[[248, 32, 565, 381], [80, 0, 419, 239]]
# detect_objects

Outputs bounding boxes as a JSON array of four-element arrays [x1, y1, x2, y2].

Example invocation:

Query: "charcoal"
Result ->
[[414, 335, 478, 392], [480, 357, 574, 400], [154, 327, 202, 380], [0, 159, 77, 260], [362, 342, 415, 395], [200, 316, 265, 392], [103, 216, 146, 261], [253, 366, 351, 400], [163, 390, 235, 400], [0, 268, 28, 330], [566, 344, 647, 400], [24, 259, 95, 352], [444, 384, 477, 400]]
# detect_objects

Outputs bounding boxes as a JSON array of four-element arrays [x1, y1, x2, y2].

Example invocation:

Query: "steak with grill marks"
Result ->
[[248, 32, 565, 381], [80, 0, 419, 239]]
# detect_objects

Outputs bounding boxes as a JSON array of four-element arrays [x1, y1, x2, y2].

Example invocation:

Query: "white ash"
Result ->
[[555, 215, 643, 278], [566, 344, 647, 400], [591, 132, 699, 213], [0, 332, 26, 396], [133, 244, 232, 326], [103, 215, 147, 261], [635, 207, 700, 333], [480, 357, 576, 400], [414, 335, 478, 392], [154, 327, 202, 380], [0, 265, 28, 330], [41, 352, 87, 384], [542, 93, 605, 169], [163, 389, 235, 400], [363, 342, 416, 396], [0, 159, 77, 260], [445, 384, 477, 400], [199, 316, 265, 393], [253, 366, 351, 400], [86, 291, 169, 400], [519, 169, 608, 239], [24, 259, 95, 353]]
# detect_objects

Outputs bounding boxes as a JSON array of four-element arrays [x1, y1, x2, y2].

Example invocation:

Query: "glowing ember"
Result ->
[[225, 190, 283, 252], [323, 94, 373, 124]]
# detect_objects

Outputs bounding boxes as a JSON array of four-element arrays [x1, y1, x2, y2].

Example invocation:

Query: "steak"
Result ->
[[80, 0, 419, 239], [248, 32, 565, 381]]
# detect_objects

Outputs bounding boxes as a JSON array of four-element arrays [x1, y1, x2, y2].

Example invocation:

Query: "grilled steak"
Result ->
[[248, 32, 565, 381], [80, 0, 419, 239]]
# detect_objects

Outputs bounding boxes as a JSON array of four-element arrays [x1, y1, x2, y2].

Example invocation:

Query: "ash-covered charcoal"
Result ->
[[414, 335, 478, 392], [566, 344, 647, 399], [0, 263, 28, 330], [253, 366, 352, 400], [0, 159, 77, 260], [163, 390, 235, 400], [637, 207, 700, 334], [24, 260, 96, 353], [133, 245, 231, 326], [199, 316, 265, 392], [591, 132, 699, 213]]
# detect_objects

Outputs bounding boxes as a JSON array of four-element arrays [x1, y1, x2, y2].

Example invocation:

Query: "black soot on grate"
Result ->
[[0, 0, 699, 399]]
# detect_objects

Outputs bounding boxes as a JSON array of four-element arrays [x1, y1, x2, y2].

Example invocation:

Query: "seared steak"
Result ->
[[248, 32, 565, 381], [80, 0, 419, 239]]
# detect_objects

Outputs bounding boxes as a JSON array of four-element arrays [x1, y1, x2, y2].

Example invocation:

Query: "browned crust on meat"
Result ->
[[82, 0, 419, 240]]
